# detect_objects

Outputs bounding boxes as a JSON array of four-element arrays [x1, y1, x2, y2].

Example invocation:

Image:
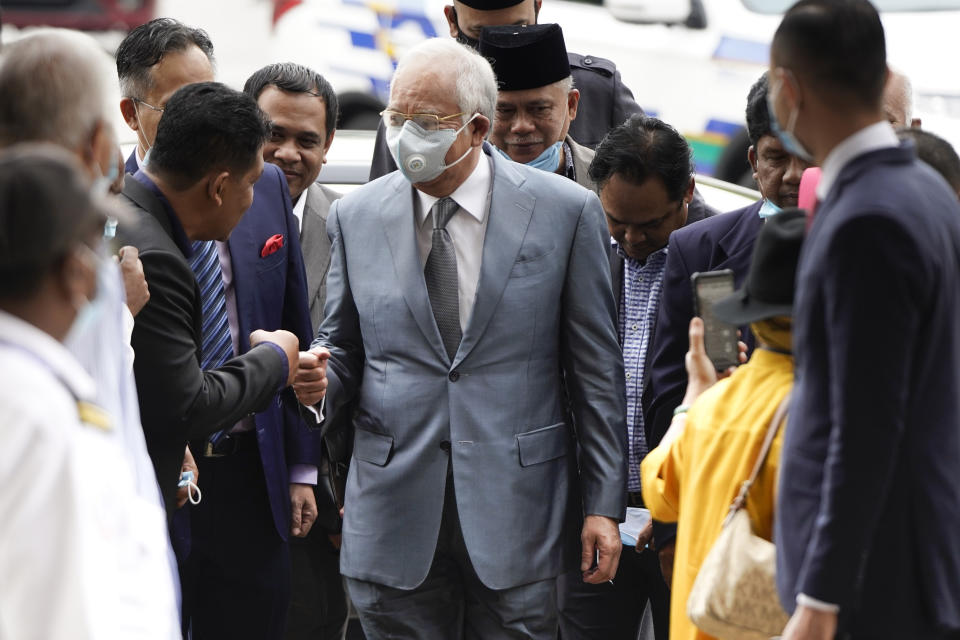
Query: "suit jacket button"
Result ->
[[439, 440, 451, 452], [448, 371, 460, 382]]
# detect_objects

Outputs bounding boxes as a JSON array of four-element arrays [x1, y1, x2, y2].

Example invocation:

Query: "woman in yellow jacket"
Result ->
[[640, 210, 804, 640]]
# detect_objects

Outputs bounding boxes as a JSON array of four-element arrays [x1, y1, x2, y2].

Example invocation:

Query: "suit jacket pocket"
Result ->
[[509, 243, 556, 278], [517, 422, 568, 466], [354, 428, 394, 466], [256, 244, 288, 274]]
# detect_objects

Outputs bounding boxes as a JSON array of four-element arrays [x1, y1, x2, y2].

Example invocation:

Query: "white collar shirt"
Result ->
[[0, 310, 180, 639], [292, 186, 308, 235], [414, 148, 493, 331], [816, 120, 900, 201]]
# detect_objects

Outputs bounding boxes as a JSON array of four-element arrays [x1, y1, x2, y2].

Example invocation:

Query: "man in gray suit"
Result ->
[[244, 63, 339, 331], [244, 63, 349, 640], [294, 37, 626, 639]]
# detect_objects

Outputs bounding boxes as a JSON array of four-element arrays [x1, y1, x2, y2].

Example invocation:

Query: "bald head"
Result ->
[[884, 70, 918, 128], [0, 30, 117, 151]]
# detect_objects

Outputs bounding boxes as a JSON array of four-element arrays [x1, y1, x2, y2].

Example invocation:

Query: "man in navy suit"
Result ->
[[117, 20, 319, 639], [768, 2, 960, 639], [642, 70, 810, 501]]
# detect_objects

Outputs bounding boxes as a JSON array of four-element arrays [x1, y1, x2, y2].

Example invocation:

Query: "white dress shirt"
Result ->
[[816, 120, 900, 201], [292, 188, 308, 235], [414, 149, 493, 331], [0, 311, 179, 640]]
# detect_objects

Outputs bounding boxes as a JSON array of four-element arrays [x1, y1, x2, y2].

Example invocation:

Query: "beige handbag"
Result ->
[[686, 392, 791, 640]]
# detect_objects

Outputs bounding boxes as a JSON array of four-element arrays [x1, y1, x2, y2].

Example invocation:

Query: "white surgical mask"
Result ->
[[386, 114, 478, 183], [65, 246, 109, 345]]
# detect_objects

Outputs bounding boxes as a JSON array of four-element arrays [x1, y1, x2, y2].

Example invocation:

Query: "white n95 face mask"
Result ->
[[386, 114, 478, 184]]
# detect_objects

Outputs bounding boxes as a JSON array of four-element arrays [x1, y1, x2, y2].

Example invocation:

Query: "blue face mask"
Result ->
[[758, 198, 783, 218], [766, 89, 814, 164], [496, 141, 563, 173]]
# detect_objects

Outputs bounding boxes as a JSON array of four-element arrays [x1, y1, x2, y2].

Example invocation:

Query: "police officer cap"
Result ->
[[456, 0, 526, 10], [479, 24, 570, 91]]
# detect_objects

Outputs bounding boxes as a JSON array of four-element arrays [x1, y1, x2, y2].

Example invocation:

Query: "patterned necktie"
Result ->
[[424, 197, 462, 361], [190, 240, 233, 370], [190, 240, 234, 454]]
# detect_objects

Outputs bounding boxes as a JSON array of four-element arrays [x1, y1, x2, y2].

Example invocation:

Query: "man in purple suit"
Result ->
[[116, 19, 320, 640]]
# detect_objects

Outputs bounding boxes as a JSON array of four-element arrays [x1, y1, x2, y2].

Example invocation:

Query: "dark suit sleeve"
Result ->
[[609, 67, 644, 132], [368, 120, 398, 182], [131, 248, 287, 442], [561, 190, 628, 521], [313, 202, 366, 430], [643, 232, 693, 450], [796, 215, 928, 605]]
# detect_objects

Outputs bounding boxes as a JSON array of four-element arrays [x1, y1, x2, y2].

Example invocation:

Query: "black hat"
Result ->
[[479, 24, 570, 91], [457, 0, 525, 9], [713, 209, 805, 325]]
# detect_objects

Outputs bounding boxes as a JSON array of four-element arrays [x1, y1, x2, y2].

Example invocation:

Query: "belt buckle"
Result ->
[[203, 434, 239, 458]]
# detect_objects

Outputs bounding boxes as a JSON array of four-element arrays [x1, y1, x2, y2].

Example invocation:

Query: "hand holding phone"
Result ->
[[691, 270, 739, 371]]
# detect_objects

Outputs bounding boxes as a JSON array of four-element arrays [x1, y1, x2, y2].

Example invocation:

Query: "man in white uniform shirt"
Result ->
[[0, 146, 178, 640]]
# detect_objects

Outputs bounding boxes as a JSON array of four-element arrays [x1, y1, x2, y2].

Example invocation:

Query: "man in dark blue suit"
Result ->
[[641, 71, 809, 587], [643, 71, 810, 484], [768, 2, 960, 639], [117, 20, 320, 639]]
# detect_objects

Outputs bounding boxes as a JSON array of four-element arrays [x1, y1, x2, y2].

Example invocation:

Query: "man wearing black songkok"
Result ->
[[368, 0, 643, 180]]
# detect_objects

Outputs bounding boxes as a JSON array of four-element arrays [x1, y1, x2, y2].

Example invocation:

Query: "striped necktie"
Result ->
[[190, 240, 233, 370], [190, 240, 234, 454], [423, 197, 462, 362]]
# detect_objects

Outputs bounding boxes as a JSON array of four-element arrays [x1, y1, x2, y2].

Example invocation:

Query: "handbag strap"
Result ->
[[726, 390, 792, 519]]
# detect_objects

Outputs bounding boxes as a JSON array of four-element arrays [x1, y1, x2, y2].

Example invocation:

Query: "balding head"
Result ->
[[0, 30, 120, 185], [884, 70, 919, 128], [0, 30, 116, 152]]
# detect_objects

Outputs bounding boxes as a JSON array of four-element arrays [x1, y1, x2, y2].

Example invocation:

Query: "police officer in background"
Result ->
[[368, 0, 644, 179]]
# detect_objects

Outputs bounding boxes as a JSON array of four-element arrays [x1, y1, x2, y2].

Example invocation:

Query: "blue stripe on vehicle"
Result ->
[[350, 30, 377, 49], [712, 36, 769, 65]]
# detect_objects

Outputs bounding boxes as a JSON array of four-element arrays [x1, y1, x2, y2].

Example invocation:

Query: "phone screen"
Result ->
[[692, 271, 739, 370]]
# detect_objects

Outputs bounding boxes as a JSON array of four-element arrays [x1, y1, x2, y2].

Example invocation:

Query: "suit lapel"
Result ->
[[717, 200, 763, 261], [301, 184, 332, 312], [379, 174, 451, 363], [453, 151, 534, 368], [608, 246, 623, 316], [122, 178, 175, 240]]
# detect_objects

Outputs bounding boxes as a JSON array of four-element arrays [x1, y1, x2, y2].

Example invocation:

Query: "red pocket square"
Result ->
[[261, 234, 284, 258]]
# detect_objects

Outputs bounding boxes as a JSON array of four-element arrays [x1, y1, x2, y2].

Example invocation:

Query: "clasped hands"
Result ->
[[292, 346, 330, 407]]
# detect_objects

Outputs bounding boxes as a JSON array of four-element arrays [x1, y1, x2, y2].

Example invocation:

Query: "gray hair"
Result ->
[[0, 29, 117, 151], [391, 38, 498, 135]]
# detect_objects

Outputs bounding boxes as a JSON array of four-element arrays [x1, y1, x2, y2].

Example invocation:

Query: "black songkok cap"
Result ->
[[479, 23, 570, 91], [456, 0, 525, 10]]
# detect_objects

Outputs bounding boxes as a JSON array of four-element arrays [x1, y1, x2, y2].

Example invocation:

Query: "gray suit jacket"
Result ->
[[315, 144, 627, 591], [567, 135, 598, 195], [300, 182, 340, 332]]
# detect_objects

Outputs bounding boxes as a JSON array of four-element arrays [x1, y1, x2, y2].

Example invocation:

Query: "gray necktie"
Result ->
[[424, 197, 462, 361]]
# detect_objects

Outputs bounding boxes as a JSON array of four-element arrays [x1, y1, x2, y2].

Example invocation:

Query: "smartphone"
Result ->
[[691, 270, 739, 371]]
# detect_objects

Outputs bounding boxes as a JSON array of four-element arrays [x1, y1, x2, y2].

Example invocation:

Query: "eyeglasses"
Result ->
[[381, 110, 465, 131], [133, 98, 165, 113]]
